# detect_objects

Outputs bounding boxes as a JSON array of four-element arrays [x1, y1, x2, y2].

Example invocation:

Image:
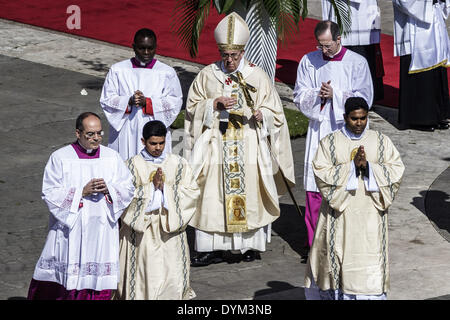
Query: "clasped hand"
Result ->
[[214, 96, 236, 111], [319, 80, 333, 99], [153, 167, 164, 191], [130, 90, 146, 107], [353, 146, 367, 170], [83, 178, 109, 197], [213, 96, 262, 122]]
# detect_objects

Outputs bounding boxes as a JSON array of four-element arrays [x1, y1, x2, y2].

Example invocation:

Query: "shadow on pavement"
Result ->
[[253, 281, 305, 300], [273, 203, 308, 257], [77, 78, 105, 91], [77, 58, 110, 73], [371, 104, 401, 129], [427, 294, 450, 300], [425, 189, 450, 243], [185, 203, 308, 259], [412, 166, 450, 243]]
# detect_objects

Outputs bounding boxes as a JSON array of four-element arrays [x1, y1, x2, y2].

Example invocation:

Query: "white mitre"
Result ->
[[214, 12, 250, 51]]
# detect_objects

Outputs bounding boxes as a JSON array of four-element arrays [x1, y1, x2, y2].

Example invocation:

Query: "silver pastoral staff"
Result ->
[[231, 71, 303, 217]]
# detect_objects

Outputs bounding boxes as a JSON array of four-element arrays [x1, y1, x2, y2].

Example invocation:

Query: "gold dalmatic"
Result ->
[[222, 80, 248, 232]]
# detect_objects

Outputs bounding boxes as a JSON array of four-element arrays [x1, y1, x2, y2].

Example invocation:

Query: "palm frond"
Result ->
[[213, 0, 237, 13], [300, 0, 308, 19], [261, 0, 306, 44], [171, 0, 211, 58], [329, 0, 351, 37]]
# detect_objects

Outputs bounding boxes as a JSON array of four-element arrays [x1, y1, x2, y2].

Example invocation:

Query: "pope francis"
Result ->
[[184, 12, 295, 266]]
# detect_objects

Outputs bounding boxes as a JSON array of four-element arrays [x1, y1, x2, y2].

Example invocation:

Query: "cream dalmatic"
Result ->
[[305, 128, 404, 298], [116, 152, 200, 300]]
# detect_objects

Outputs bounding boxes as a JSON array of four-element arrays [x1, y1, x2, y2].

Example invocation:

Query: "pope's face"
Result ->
[[220, 50, 244, 73], [133, 36, 157, 63], [76, 116, 103, 150], [344, 108, 368, 135], [142, 136, 166, 157]]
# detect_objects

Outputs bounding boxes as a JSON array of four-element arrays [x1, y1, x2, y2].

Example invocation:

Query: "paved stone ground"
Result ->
[[1, 1, 450, 300]]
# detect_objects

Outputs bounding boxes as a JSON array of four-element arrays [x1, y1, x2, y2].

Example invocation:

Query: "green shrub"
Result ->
[[171, 108, 308, 139]]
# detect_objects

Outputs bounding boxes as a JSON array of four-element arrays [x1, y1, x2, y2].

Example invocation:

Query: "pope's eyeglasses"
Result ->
[[221, 52, 241, 60]]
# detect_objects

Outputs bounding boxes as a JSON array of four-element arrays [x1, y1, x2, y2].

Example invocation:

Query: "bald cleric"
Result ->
[[28, 112, 135, 300]]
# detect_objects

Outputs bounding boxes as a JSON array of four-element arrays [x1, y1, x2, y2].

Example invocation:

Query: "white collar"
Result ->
[[135, 56, 147, 66], [140, 148, 166, 164], [77, 140, 93, 153], [327, 44, 342, 59], [221, 57, 245, 75], [341, 123, 368, 140]]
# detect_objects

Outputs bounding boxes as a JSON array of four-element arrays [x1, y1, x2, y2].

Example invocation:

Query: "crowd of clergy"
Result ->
[[26, 0, 448, 300]]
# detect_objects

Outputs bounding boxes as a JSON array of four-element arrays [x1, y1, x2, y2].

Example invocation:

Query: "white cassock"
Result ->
[[322, 0, 381, 46], [293, 47, 373, 192], [393, 0, 450, 73], [100, 58, 183, 160], [32, 144, 134, 291]]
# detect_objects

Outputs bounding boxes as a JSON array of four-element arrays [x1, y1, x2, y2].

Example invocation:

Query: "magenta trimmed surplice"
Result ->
[[27, 279, 112, 300]]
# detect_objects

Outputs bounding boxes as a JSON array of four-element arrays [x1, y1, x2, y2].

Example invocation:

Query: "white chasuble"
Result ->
[[293, 48, 373, 192], [184, 59, 295, 251], [100, 59, 183, 160], [33, 145, 134, 291], [116, 153, 200, 300], [305, 130, 404, 296]]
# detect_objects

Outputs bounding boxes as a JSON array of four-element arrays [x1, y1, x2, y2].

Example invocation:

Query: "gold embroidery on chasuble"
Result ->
[[350, 147, 359, 161], [148, 170, 165, 183], [222, 82, 248, 232]]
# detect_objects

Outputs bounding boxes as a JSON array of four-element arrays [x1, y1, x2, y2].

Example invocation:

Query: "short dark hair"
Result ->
[[76, 112, 101, 131], [314, 20, 340, 41], [133, 28, 157, 44], [142, 120, 167, 140], [344, 97, 369, 115]]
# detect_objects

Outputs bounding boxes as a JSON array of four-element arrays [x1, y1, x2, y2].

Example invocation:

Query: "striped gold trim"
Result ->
[[217, 44, 245, 51], [227, 15, 234, 46], [408, 59, 448, 74]]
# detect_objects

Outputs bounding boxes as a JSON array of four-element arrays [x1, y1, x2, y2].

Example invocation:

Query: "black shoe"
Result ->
[[411, 125, 435, 132], [242, 250, 261, 262], [190, 251, 224, 267], [437, 122, 449, 130], [223, 251, 242, 264]]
